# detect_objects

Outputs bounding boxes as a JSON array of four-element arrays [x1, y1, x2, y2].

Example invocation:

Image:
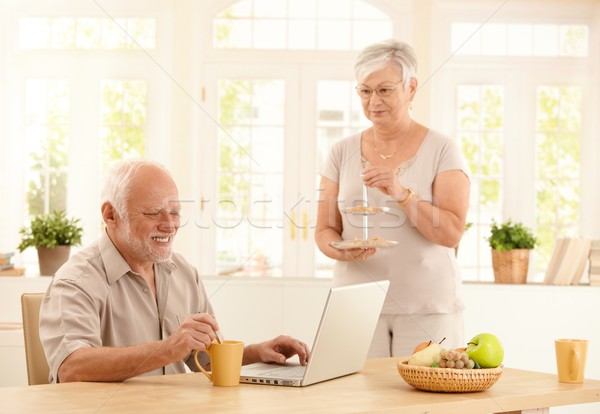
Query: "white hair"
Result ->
[[354, 39, 418, 89], [101, 159, 173, 218]]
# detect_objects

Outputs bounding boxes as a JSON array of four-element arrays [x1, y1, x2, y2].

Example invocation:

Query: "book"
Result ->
[[544, 238, 568, 284], [571, 238, 592, 285], [552, 237, 581, 285], [0, 251, 15, 265]]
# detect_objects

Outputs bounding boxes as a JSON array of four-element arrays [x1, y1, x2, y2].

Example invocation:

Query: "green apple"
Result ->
[[408, 342, 442, 367], [466, 333, 504, 368]]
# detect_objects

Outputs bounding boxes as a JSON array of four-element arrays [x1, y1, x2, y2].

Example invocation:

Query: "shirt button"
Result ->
[[144, 288, 149, 293]]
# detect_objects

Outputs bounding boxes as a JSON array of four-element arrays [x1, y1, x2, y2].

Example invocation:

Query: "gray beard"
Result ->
[[118, 218, 172, 263]]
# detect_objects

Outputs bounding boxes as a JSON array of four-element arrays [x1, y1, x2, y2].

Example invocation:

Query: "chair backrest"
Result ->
[[21, 293, 50, 385]]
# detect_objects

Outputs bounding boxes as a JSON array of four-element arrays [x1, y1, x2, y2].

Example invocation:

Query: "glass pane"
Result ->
[[51, 18, 75, 49], [254, 20, 286, 49], [289, 21, 317, 49], [352, 21, 393, 50], [456, 84, 505, 281], [100, 80, 147, 169], [76, 18, 102, 49], [535, 85, 582, 275], [559, 25, 588, 57], [217, 0, 251, 17], [24, 80, 70, 216], [289, 0, 317, 18], [127, 18, 156, 49], [318, 20, 351, 50], [19, 18, 50, 49], [353, 0, 389, 19], [457, 85, 480, 130], [254, 0, 286, 18], [451, 23, 480, 55], [318, 0, 351, 19], [101, 19, 128, 49], [507, 24, 533, 56], [481, 23, 506, 56], [217, 79, 285, 277], [534, 24, 558, 56], [214, 19, 252, 48]]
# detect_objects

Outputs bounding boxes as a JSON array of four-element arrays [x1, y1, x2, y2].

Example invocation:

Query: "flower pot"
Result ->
[[491, 249, 530, 284], [37, 246, 71, 276]]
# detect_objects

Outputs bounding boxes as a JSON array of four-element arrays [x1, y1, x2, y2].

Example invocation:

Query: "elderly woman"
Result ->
[[315, 39, 470, 358]]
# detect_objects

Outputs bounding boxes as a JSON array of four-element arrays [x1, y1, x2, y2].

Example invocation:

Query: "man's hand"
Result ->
[[166, 313, 220, 360], [246, 335, 310, 366]]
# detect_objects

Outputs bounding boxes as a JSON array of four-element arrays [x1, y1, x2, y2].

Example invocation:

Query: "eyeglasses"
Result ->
[[355, 80, 403, 99]]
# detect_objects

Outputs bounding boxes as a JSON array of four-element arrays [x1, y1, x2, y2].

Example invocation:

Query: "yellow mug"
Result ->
[[555, 339, 588, 383], [194, 340, 244, 386]]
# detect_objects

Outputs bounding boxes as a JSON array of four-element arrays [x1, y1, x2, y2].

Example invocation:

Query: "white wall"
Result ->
[[1, 277, 599, 412]]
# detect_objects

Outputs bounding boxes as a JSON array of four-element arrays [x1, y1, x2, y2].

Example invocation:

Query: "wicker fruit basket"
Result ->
[[397, 360, 503, 393]]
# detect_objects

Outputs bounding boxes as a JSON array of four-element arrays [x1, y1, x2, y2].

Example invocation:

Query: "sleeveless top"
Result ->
[[321, 129, 469, 314]]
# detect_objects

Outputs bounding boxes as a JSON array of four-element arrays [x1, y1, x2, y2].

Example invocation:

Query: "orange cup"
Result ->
[[194, 340, 244, 387], [555, 339, 588, 383]]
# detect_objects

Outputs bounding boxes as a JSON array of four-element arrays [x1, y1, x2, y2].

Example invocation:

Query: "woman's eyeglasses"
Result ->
[[355, 80, 403, 99]]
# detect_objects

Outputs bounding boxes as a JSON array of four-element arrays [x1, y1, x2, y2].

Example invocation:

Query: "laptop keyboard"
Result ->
[[268, 365, 306, 378]]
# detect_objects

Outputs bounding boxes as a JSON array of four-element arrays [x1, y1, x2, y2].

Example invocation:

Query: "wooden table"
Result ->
[[2, 358, 599, 413]]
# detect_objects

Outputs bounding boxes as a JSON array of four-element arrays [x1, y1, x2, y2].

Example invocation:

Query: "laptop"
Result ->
[[239, 280, 390, 387]]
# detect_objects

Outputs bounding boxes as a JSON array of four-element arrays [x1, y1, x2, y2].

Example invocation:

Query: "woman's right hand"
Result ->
[[329, 244, 376, 261]]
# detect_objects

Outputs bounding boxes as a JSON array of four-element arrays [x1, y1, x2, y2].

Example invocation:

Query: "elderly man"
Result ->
[[40, 160, 309, 383]]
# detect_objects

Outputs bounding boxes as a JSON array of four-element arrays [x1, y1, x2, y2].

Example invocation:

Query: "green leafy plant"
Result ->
[[488, 219, 537, 251], [17, 210, 83, 252]]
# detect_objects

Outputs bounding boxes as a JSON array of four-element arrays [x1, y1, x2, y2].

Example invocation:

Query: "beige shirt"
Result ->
[[321, 129, 468, 315], [39, 232, 213, 383]]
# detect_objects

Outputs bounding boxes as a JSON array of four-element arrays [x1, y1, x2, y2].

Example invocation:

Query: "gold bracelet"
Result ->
[[398, 188, 414, 206]]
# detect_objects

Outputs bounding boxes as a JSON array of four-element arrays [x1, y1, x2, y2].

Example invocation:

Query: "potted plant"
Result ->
[[488, 219, 537, 284], [17, 210, 83, 275]]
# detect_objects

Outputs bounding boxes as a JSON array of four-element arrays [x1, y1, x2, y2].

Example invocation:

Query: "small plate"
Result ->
[[332, 239, 399, 249], [340, 206, 391, 215]]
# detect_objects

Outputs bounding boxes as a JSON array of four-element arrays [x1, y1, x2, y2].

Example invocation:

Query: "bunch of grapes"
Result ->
[[437, 349, 476, 369]]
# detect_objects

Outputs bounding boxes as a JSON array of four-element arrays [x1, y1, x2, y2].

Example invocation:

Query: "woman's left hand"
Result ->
[[362, 165, 405, 200]]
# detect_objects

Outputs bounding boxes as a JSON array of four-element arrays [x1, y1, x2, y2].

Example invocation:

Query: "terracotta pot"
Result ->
[[37, 246, 71, 276]]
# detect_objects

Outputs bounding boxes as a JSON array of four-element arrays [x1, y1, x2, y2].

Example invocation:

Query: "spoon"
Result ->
[[362, 183, 368, 240]]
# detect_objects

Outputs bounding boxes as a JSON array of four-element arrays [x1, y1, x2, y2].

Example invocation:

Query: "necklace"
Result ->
[[371, 122, 414, 160], [372, 139, 396, 160]]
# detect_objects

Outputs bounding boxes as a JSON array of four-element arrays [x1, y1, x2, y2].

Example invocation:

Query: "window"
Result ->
[[2, 4, 164, 268], [451, 22, 589, 57], [456, 85, 504, 279], [535, 86, 582, 271], [315, 80, 369, 276], [24, 80, 70, 216], [437, 1, 595, 281], [214, 0, 392, 50], [203, 0, 395, 277], [100, 80, 147, 169], [216, 79, 285, 276], [19, 17, 156, 50]]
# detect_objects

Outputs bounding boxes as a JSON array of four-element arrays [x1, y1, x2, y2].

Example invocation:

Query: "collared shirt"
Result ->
[[39, 231, 213, 383]]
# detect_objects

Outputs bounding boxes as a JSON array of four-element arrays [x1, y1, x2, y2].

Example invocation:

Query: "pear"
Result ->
[[407, 343, 442, 367]]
